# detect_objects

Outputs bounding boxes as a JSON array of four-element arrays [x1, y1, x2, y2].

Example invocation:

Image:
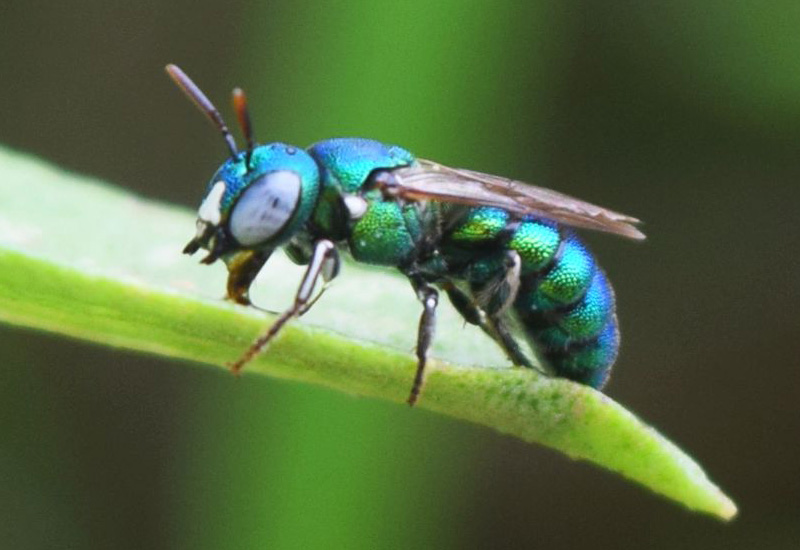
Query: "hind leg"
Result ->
[[442, 281, 534, 369]]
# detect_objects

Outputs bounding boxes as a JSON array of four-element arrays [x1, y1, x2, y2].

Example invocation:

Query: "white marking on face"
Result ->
[[198, 181, 226, 225]]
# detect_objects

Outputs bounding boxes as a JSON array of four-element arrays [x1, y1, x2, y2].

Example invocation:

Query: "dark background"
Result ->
[[1, 1, 799, 548]]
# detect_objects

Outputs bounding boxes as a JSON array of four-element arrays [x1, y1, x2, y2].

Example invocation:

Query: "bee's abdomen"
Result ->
[[513, 229, 619, 389], [443, 207, 619, 388]]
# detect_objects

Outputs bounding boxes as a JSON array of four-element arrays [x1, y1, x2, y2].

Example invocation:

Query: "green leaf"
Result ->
[[0, 145, 736, 521]]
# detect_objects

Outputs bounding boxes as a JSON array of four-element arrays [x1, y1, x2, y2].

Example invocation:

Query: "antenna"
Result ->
[[232, 87, 255, 168], [165, 64, 238, 158]]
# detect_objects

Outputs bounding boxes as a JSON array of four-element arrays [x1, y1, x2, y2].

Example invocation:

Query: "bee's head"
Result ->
[[184, 144, 320, 264], [166, 65, 320, 264]]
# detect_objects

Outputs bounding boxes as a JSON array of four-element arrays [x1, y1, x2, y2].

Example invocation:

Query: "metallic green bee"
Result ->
[[167, 64, 644, 405]]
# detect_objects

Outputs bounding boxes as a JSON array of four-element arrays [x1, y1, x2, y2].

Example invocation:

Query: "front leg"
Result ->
[[407, 277, 439, 406], [223, 249, 272, 305], [228, 240, 338, 374]]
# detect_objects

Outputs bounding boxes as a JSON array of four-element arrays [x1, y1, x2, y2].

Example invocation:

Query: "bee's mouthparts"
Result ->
[[183, 238, 201, 255]]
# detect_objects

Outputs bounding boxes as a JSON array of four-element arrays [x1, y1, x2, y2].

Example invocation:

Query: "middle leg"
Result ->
[[407, 276, 439, 406]]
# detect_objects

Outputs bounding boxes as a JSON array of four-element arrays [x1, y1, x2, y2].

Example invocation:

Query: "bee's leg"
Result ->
[[228, 240, 338, 374], [486, 316, 536, 369], [298, 245, 340, 316], [454, 251, 534, 368], [444, 282, 534, 368], [223, 249, 272, 305], [407, 277, 439, 407], [472, 250, 521, 317], [476, 250, 537, 369], [442, 282, 484, 326]]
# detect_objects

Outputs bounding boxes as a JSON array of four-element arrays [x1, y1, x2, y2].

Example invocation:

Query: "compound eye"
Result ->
[[229, 171, 301, 246]]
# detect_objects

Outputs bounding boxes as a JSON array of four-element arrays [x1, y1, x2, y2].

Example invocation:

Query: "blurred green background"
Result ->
[[1, 1, 799, 548]]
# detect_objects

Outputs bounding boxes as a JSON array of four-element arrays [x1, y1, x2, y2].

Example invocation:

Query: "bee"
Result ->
[[167, 64, 644, 405]]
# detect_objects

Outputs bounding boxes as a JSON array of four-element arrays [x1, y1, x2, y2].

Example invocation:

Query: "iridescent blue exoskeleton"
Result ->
[[166, 64, 644, 405]]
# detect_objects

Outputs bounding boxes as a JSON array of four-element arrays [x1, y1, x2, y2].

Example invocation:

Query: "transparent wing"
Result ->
[[387, 159, 645, 240]]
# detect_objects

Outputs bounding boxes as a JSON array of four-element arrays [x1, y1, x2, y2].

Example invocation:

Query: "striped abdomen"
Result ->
[[443, 206, 619, 388]]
